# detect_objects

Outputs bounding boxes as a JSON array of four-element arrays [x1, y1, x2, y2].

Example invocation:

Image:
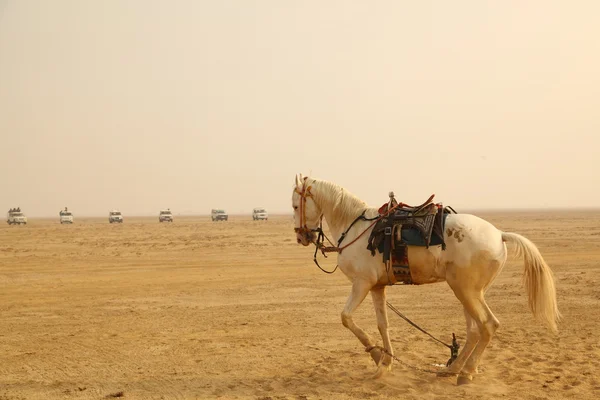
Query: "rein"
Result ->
[[314, 201, 402, 256]]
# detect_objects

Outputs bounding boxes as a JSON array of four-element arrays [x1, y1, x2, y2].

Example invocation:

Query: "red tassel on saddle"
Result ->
[[378, 203, 389, 215]]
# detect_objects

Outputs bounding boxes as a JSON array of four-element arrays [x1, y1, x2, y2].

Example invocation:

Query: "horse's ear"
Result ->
[[295, 174, 301, 187]]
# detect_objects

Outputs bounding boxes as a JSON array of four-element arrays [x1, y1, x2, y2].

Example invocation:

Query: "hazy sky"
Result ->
[[1, 1, 598, 217]]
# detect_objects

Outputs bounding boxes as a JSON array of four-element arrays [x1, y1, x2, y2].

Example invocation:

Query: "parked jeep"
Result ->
[[211, 209, 228, 221], [59, 207, 73, 224], [109, 210, 123, 223], [159, 209, 173, 223], [252, 207, 268, 221], [6, 208, 27, 225]]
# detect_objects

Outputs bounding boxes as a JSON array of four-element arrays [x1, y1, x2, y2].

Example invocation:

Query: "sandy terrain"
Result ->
[[1, 211, 600, 400]]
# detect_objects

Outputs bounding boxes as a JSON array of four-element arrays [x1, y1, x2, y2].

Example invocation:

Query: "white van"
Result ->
[[211, 209, 228, 221], [109, 210, 123, 223], [159, 209, 173, 223], [59, 208, 73, 224], [252, 208, 268, 221], [7, 208, 27, 225]]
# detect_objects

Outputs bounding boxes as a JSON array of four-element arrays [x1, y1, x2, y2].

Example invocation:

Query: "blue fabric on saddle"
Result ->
[[373, 210, 449, 254], [400, 212, 449, 247]]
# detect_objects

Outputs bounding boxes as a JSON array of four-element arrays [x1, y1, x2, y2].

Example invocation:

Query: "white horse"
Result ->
[[291, 174, 560, 384]]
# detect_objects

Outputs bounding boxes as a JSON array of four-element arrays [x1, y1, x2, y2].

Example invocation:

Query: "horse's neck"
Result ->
[[313, 182, 369, 239]]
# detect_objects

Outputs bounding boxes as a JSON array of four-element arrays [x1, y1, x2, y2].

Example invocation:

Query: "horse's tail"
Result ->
[[502, 232, 561, 333]]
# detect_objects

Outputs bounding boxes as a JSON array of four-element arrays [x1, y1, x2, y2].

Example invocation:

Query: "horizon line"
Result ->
[[14, 206, 600, 219]]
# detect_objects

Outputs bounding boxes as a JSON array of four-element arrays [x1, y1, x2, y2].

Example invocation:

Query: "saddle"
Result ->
[[367, 193, 453, 285]]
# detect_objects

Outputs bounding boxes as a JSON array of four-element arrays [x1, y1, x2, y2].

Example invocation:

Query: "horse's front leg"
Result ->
[[341, 279, 381, 365], [370, 286, 394, 376]]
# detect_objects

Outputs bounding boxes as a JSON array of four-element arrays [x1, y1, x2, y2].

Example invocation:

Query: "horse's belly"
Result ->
[[407, 246, 446, 284]]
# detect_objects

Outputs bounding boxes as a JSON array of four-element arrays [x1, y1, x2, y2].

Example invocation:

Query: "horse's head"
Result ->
[[292, 174, 322, 246]]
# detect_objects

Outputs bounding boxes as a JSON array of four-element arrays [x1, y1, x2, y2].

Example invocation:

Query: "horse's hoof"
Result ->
[[457, 374, 473, 385], [371, 364, 391, 380]]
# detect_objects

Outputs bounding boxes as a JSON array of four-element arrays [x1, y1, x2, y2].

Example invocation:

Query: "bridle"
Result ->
[[293, 177, 321, 241], [294, 178, 340, 273]]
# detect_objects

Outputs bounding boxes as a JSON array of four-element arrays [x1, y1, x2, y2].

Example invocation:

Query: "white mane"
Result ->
[[307, 178, 372, 232]]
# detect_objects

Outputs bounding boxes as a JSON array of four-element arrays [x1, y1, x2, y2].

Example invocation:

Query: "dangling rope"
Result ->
[[386, 301, 460, 367]]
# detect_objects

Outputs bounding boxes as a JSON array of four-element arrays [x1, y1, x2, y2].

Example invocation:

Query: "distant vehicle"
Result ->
[[109, 210, 123, 223], [59, 207, 73, 224], [252, 207, 268, 221], [211, 209, 228, 221], [6, 208, 27, 225], [159, 209, 173, 223]]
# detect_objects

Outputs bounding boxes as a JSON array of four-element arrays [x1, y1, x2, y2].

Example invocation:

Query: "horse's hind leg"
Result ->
[[447, 308, 481, 375], [341, 279, 381, 365], [454, 294, 499, 384], [370, 286, 394, 375], [460, 298, 499, 381]]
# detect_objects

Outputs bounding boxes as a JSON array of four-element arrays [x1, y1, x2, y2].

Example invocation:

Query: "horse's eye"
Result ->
[[293, 206, 298, 210]]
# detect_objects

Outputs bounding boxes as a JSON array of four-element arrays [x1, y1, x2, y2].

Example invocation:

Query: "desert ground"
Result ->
[[1, 211, 600, 400]]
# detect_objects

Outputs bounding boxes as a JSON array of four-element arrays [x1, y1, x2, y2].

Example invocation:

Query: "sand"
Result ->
[[1, 211, 599, 399]]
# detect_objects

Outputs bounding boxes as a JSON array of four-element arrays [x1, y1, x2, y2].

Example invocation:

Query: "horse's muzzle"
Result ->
[[295, 229, 316, 246]]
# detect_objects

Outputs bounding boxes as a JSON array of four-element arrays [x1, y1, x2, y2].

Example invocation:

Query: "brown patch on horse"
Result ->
[[453, 229, 465, 243]]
